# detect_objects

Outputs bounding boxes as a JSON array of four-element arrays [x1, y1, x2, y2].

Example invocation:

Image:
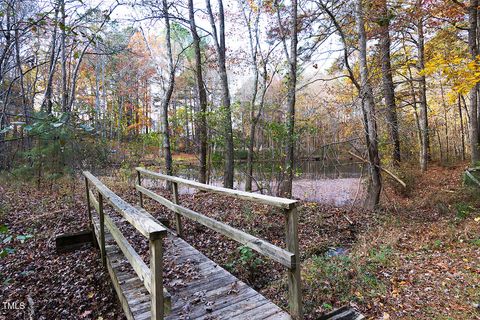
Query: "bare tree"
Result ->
[[469, 0, 479, 165], [274, 0, 298, 198], [356, 0, 381, 209], [188, 0, 208, 183], [42, 3, 59, 114], [205, 0, 234, 188], [416, 0, 429, 171], [378, 0, 401, 165], [161, 0, 175, 176]]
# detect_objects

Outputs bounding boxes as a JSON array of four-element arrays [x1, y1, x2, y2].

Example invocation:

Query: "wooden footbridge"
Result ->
[[83, 167, 302, 320]]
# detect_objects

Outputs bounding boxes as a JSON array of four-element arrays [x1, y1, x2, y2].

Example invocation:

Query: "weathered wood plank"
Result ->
[[92, 214, 171, 317], [465, 170, 480, 187], [171, 182, 183, 237], [85, 177, 92, 229], [162, 232, 290, 320], [83, 171, 167, 240], [88, 180, 290, 320], [136, 184, 295, 269], [98, 193, 106, 267], [137, 170, 144, 208], [136, 167, 297, 209], [150, 237, 164, 320], [230, 300, 284, 320], [318, 306, 365, 320], [55, 230, 93, 253], [103, 214, 151, 291], [285, 207, 302, 319], [89, 189, 100, 212], [92, 217, 135, 320]]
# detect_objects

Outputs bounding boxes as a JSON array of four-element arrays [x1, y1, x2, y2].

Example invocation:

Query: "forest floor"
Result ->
[[0, 164, 479, 319]]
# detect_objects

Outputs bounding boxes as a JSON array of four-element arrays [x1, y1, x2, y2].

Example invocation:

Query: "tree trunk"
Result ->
[[189, 0, 208, 184], [206, 0, 234, 188], [275, 0, 298, 198], [356, 0, 381, 210], [60, 0, 68, 113], [161, 0, 175, 176], [469, 0, 479, 165], [379, 0, 401, 165], [459, 94, 466, 161], [241, 1, 261, 192], [42, 5, 59, 114], [439, 80, 449, 162], [417, 0, 429, 171]]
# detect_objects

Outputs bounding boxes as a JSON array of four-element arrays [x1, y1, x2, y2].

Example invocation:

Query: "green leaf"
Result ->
[[0, 225, 8, 234], [3, 235, 12, 243], [0, 248, 15, 258], [16, 234, 33, 243], [0, 125, 13, 134], [80, 124, 94, 132]]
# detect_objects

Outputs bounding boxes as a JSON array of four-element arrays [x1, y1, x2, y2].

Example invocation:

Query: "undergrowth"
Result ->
[[302, 245, 394, 314]]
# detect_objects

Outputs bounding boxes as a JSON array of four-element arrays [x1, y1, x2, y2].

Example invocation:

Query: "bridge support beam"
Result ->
[[286, 206, 302, 319], [150, 236, 165, 320]]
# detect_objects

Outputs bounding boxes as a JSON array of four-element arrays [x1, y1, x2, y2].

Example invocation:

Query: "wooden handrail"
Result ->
[[136, 184, 295, 268], [135, 167, 298, 209], [84, 171, 167, 240], [84, 171, 169, 319], [135, 167, 303, 319]]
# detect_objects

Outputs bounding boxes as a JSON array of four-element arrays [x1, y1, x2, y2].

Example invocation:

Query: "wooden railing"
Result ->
[[83, 171, 170, 320], [135, 167, 303, 319]]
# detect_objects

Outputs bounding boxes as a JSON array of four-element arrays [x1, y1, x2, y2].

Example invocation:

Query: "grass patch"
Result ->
[[302, 245, 394, 313], [470, 238, 480, 246], [454, 202, 474, 220]]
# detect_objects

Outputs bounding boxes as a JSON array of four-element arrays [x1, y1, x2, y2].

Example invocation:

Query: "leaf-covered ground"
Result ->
[[0, 181, 123, 320], [1, 164, 479, 319]]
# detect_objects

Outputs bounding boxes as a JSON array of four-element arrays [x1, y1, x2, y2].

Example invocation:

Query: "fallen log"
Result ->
[[55, 230, 94, 253], [348, 151, 407, 189], [319, 305, 365, 320], [465, 170, 480, 187]]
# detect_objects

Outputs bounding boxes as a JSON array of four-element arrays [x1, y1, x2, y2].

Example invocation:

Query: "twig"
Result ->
[[349, 165, 365, 212], [348, 151, 407, 189], [27, 295, 35, 320]]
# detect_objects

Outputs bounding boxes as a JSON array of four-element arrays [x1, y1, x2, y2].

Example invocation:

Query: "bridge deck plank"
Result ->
[[92, 213, 289, 320]]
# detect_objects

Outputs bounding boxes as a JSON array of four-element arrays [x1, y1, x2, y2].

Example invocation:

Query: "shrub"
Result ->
[[454, 202, 474, 220], [6, 112, 111, 186], [387, 164, 417, 197]]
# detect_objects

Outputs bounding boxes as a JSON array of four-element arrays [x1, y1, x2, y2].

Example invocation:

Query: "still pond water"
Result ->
[[143, 160, 364, 206]]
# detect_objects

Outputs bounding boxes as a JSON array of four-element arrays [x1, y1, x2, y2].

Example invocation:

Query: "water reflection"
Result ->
[[142, 161, 364, 206]]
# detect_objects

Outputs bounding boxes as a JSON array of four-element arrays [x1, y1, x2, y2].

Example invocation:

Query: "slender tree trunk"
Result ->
[[241, 2, 261, 192], [379, 0, 400, 165], [206, 0, 234, 188], [469, 0, 479, 165], [417, 1, 429, 171], [439, 80, 449, 162], [42, 5, 59, 113], [13, 17, 28, 124], [161, 0, 175, 176], [275, 0, 298, 198], [60, 0, 68, 113], [189, 0, 208, 184], [356, 0, 381, 210], [459, 94, 466, 161]]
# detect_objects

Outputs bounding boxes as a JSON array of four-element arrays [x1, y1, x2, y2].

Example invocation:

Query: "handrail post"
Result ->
[[85, 177, 92, 230], [285, 206, 302, 319], [150, 236, 165, 320], [171, 182, 183, 237], [98, 193, 107, 267], [137, 170, 144, 208]]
